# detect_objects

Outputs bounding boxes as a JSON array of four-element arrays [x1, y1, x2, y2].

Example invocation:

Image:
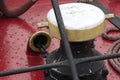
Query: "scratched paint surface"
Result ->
[[0, 0, 120, 80]]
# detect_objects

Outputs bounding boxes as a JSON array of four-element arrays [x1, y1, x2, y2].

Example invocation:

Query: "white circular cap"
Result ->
[[47, 3, 105, 30]]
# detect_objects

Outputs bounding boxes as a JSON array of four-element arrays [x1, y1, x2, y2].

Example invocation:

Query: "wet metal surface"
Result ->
[[0, 0, 120, 80]]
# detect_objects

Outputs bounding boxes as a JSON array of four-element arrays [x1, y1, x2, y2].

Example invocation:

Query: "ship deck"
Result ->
[[0, 0, 120, 80]]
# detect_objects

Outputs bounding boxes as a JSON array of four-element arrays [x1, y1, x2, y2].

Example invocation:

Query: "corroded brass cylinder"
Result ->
[[47, 21, 105, 42], [47, 3, 105, 42], [28, 31, 51, 52]]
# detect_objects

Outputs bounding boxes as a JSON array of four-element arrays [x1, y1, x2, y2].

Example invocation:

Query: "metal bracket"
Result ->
[[87, 0, 120, 30]]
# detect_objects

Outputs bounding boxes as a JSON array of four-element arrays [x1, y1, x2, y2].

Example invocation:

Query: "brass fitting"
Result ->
[[37, 22, 48, 28], [28, 31, 51, 52], [105, 13, 114, 19]]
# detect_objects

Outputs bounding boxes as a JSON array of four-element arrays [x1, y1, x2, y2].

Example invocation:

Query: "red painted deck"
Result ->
[[0, 0, 120, 80]]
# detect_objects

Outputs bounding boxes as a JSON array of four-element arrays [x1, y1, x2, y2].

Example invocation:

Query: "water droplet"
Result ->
[[11, 57, 14, 59], [21, 34, 24, 36], [15, 52, 17, 54], [10, 36, 13, 38], [17, 38, 20, 40], [16, 62, 19, 65], [20, 57, 23, 60], [6, 41, 10, 44]]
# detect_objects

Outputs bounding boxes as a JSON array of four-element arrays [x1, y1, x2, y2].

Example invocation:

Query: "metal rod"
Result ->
[[89, 0, 120, 30], [77, 53, 120, 63], [0, 53, 120, 77], [62, 53, 120, 65], [51, 0, 79, 80], [0, 62, 63, 77]]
